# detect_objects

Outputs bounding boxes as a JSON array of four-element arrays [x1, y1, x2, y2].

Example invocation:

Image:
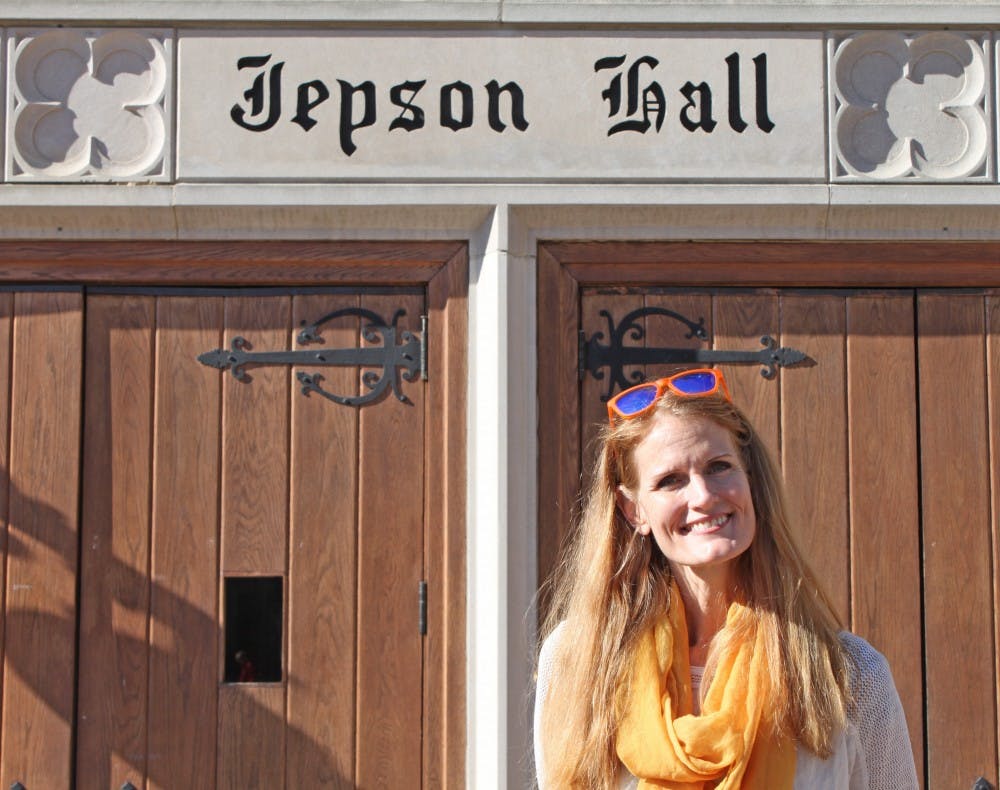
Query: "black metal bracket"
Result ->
[[198, 307, 424, 407], [580, 306, 808, 401], [973, 778, 994, 790]]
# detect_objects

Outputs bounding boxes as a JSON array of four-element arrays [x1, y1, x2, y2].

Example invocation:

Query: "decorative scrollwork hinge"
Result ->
[[580, 306, 808, 401], [198, 307, 424, 407]]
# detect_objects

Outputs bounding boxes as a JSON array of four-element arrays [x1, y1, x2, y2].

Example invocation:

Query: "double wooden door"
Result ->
[[0, 240, 466, 790], [538, 242, 1000, 790]]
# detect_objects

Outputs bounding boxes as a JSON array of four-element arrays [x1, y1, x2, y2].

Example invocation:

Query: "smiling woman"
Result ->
[[616, 413, 756, 610], [534, 369, 918, 789]]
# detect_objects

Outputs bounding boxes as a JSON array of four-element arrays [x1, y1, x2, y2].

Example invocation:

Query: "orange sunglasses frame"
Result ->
[[606, 368, 732, 424]]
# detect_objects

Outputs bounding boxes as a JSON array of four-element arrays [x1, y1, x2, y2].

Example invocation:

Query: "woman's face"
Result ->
[[617, 411, 756, 584]]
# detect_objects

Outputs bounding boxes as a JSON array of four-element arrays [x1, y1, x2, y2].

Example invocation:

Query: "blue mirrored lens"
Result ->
[[671, 371, 717, 394], [614, 384, 659, 415]]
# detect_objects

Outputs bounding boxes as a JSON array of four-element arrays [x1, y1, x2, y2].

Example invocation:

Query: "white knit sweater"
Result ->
[[534, 628, 919, 789]]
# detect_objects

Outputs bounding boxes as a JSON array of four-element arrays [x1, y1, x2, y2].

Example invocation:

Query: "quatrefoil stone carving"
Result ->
[[8, 28, 172, 181], [831, 31, 990, 181]]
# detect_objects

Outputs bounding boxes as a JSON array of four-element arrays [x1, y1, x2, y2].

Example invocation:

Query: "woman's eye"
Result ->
[[707, 460, 732, 474], [657, 474, 683, 489]]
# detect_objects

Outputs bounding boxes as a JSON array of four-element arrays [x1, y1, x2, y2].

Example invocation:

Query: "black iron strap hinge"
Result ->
[[580, 306, 808, 401], [198, 308, 426, 408]]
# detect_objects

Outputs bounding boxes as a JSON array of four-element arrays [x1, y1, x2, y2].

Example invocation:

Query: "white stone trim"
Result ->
[[464, 204, 538, 790], [3, 184, 1000, 240], [5, 2, 1000, 26]]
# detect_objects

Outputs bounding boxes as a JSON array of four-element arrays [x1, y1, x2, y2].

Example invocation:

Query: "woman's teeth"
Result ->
[[683, 514, 729, 535]]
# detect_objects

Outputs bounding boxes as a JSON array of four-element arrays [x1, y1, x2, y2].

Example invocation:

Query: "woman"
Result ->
[[534, 369, 917, 789]]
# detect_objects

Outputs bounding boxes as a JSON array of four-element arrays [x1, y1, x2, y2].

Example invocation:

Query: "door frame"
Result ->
[[0, 240, 468, 789], [537, 239, 1000, 789]]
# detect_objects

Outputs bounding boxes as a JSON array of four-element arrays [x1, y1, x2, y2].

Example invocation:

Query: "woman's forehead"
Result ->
[[632, 412, 738, 468]]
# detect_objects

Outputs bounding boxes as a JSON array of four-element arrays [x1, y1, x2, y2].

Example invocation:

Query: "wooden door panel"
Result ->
[[422, 257, 468, 788], [218, 685, 286, 788], [287, 293, 360, 789], [845, 293, 924, 782], [0, 293, 11, 744], [714, 292, 781, 457], [356, 293, 425, 788], [77, 295, 155, 790], [536, 250, 580, 615], [539, 246, 1000, 790], [779, 294, 849, 623], [147, 296, 223, 789], [580, 291, 639, 487], [989, 295, 1000, 789], [71, 288, 434, 789], [217, 295, 292, 787], [0, 290, 83, 789], [221, 296, 292, 576], [918, 293, 995, 789], [643, 291, 715, 387], [0, 243, 466, 790]]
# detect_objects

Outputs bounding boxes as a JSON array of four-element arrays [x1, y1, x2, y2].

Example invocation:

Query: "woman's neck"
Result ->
[[672, 565, 733, 665]]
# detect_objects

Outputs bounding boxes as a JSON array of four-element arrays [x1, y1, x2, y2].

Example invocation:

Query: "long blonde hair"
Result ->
[[538, 391, 851, 788]]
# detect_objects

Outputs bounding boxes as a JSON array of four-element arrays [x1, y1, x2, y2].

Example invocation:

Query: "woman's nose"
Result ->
[[686, 474, 715, 507]]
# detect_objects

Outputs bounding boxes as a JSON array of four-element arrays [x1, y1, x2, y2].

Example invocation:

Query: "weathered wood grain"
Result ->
[[287, 293, 359, 789], [846, 292, 923, 785], [918, 293, 994, 790], [147, 296, 222, 789], [221, 296, 291, 574], [780, 294, 849, 624], [77, 295, 154, 790], [356, 293, 425, 788], [424, 248, 468, 789], [0, 290, 82, 789]]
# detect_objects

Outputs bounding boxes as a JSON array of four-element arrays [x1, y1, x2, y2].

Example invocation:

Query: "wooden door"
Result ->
[[73, 289, 425, 789], [0, 238, 467, 790], [538, 244, 1000, 790]]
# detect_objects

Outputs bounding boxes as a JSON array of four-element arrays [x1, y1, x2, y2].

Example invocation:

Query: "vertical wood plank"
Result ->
[[846, 293, 924, 784], [989, 294, 1000, 789], [220, 296, 290, 575], [0, 290, 82, 789], [0, 291, 11, 755], [77, 295, 154, 790], [216, 297, 290, 786], [287, 293, 359, 789], [780, 294, 850, 624], [424, 251, 468, 789], [713, 292, 781, 460], [536, 249, 581, 616], [217, 685, 285, 788], [356, 293, 424, 788], [642, 291, 714, 382], [918, 293, 995, 789], [580, 292, 643, 489], [147, 296, 221, 790]]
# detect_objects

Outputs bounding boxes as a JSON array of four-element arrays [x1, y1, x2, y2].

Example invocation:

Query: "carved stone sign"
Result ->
[[176, 32, 826, 181], [7, 28, 993, 183]]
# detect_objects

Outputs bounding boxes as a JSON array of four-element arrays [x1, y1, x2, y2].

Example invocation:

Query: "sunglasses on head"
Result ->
[[606, 368, 732, 424]]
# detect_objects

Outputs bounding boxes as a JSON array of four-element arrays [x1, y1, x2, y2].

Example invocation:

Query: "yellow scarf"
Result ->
[[614, 596, 795, 789]]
